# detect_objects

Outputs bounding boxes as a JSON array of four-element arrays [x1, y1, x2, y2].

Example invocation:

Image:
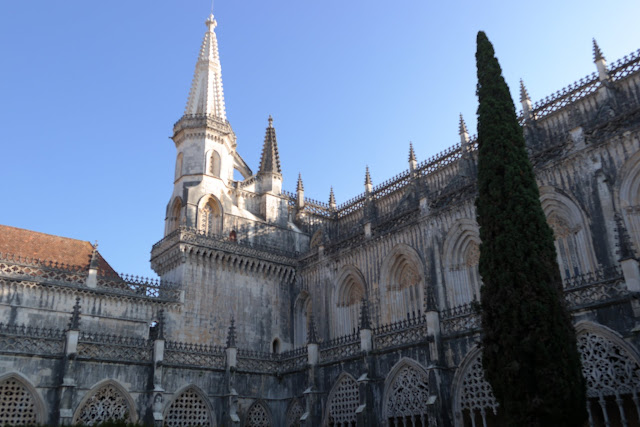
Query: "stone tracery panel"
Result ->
[[74, 383, 134, 425], [384, 362, 432, 426], [325, 374, 359, 426], [245, 400, 271, 427], [379, 245, 425, 325], [455, 351, 499, 426], [164, 387, 212, 427], [286, 399, 304, 427], [0, 376, 40, 425]]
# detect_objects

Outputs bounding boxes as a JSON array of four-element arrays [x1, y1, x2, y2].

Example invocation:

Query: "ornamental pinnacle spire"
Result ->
[[258, 116, 282, 175], [184, 14, 227, 120]]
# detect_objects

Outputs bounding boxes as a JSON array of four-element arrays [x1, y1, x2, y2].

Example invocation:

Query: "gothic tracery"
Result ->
[[326, 374, 359, 427], [0, 376, 40, 426], [75, 383, 133, 425], [164, 387, 212, 427], [245, 400, 271, 427], [384, 363, 431, 426]]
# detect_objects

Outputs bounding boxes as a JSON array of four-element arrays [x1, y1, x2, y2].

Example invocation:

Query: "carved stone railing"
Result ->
[[278, 346, 308, 372], [152, 227, 299, 264], [563, 266, 628, 308], [373, 314, 429, 350], [77, 332, 153, 363], [319, 332, 361, 363], [0, 322, 65, 357], [441, 303, 481, 336], [164, 341, 226, 369], [96, 273, 181, 301], [173, 113, 232, 135], [0, 252, 87, 285], [237, 348, 280, 372]]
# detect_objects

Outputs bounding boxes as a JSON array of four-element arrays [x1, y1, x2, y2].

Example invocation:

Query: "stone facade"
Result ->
[[1, 14, 640, 427]]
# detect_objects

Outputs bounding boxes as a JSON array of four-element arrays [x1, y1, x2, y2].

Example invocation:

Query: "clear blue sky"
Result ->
[[1, 1, 639, 277]]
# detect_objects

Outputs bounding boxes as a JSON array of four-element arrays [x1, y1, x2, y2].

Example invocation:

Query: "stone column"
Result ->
[[58, 297, 81, 425], [151, 310, 166, 427], [223, 318, 240, 425]]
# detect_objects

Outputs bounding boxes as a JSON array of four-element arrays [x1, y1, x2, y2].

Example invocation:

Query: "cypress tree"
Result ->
[[475, 31, 586, 426]]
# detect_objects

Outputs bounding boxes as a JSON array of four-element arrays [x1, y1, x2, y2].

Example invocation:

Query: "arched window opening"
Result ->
[[619, 153, 640, 252], [578, 330, 640, 426], [455, 351, 501, 427], [245, 401, 271, 427], [209, 150, 221, 178], [286, 399, 304, 427], [325, 374, 359, 427], [74, 382, 135, 425], [272, 338, 281, 354], [334, 271, 365, 337], [294, 293, 312, 346], [0, 375, 42, 425], [199, 197, 222, 236], [169, 198, 182, 233], [383, 249, 424, 324], [444, 222, 482, 308], [164, 387, 213, 427], [175, 152, 183, 180], [384, 363, 433, 427]]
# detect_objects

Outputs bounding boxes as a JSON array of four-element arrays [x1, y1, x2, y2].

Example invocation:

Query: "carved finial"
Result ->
[[268, 115, 273, 128], [297, 173, 304, 192], [593, 38, 605, 62], [359, 298, 371, 330], [68, 297, 81, 330], [365, 166, 372, 185], [307, 313, 318, 344], [519, 80, 530, 102], [258, 116, 282, 175], [615, 214, 636, 260], [459, 114, 469, 135], [206, 13, 217, 32], [226, 316, 237, 348], [408, 142, 416, 162], [329, 187, 336, 208]]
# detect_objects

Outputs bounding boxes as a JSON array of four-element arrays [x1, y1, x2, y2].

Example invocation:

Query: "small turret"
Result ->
[[364, 166, 373, 194], [408, 142, 417, 172], [459, 114, 470, 151], [593, 39, 609, 82], [296, 174, 305, 209], [257, 116, 283, 195]]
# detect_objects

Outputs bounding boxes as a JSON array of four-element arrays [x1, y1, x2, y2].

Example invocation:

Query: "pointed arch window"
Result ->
[[164, 387, 213, 427], [383, 249, 424, 324], [245, 401, 271, 427], [209, 150, 221, 178], [0, 375, 43, 425], [335, 272, 365, 337], [199, 197, 222, 236], [169, 198, 182, 233], [74, 382, 135, 425], [444, 221, 482, 308], [325, 374, 359, 427], [294, 293, 312, 346], [175, 152, 183, 180], [384, 363, 433, 426]]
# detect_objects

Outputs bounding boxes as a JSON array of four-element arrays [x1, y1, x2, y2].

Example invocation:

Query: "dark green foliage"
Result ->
[[474, 31, 587, 426]]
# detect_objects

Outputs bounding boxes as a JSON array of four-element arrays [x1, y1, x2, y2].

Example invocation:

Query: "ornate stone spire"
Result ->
[[592, 39, 609, 81], [296, 173, 304, 191], [89, 241, 99, 270], [519, 80, 530, 103], [408, 143, 416, 162], [593, 38, 605, 62], [459, 114, 470, 147], [519, 80, 534, 119], [184, 14, 227, 120], [329, 187, 336, 209], [258, 116, 282, 175], [364, 166, 373, 193]]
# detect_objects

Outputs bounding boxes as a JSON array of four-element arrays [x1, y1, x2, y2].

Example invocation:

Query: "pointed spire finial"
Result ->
[[307, 313, 318, 344], [297, 173, 304, 191], [258, 116, 282, 175], [68, 297, 81, 330], [459, 114, 469, 135], [593, 38, 604, 62], [408, 142, 416, 162], [226, 316, 237, 348], [329, 187, 336, 208], [89, 242, 99, 270], [519, 80, 530, 102], [365, 166, 372, 185]]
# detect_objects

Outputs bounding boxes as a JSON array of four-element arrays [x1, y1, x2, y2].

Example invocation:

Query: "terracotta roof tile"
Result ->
[[0, 224, 118, 275]]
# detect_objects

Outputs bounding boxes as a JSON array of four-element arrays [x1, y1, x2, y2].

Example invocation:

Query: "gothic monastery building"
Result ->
[[2, 14, 640, 427]]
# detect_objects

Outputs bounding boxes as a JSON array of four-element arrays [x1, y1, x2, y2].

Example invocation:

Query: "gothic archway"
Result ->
[[286, 398, 304, 427], [443, 219, 482, 308], [379, 244, 425, 324], [333, 266, 366, 337], [164, 385, 214, 427], [618, 151, 640, 254], [0, 372, 46, 425], [383, 358, 433, 427], [198, 195, 223, 236], [244, 400, 272, 427], [323, 373, 359, 427], [73, 380, 137, 425], [293, 291, 312, 346]]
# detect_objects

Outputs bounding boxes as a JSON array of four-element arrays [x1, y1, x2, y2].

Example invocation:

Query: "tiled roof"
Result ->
[[0, 224, 118, 275]]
